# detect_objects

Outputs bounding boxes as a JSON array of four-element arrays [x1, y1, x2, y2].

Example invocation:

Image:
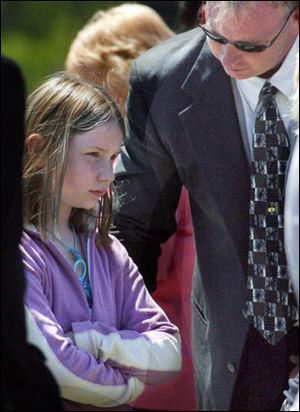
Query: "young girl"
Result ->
[[21, 72, 181, 411]]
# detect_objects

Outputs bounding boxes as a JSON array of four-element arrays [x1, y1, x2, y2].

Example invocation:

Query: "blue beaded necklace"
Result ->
[[57, 226, 92, 307]]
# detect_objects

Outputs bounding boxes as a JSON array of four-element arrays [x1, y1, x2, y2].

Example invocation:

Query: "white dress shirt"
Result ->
[[232, 36, 299, 162]]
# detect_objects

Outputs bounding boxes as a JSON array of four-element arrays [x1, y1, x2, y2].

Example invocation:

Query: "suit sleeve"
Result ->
[[21, 237, 144, 408], [113, 61, 182, 292]]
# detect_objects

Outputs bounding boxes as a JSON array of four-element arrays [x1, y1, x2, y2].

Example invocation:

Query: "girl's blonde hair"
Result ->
[[24, 72, 124, 246], [65, 3, 174, 111]]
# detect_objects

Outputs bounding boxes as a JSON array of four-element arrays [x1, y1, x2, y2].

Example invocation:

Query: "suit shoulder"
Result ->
[[132, 28, 206, 85]]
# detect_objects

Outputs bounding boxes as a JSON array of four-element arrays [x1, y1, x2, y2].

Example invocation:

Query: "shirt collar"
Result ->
[[235, 35, 299, 111]]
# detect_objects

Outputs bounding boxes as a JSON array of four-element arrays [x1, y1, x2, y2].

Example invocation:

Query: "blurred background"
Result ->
[[1, 1, 186, 92]]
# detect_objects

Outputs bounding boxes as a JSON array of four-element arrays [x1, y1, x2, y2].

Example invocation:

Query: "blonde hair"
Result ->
[[65, 3, 174, 111], [24, 72, 124, 246]]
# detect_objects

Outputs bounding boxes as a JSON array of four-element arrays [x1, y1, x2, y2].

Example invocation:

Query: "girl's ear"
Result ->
[[26, 133, 43, 158]]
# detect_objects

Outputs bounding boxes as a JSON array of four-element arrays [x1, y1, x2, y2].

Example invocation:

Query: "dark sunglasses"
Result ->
[[198, 7, 295, 53]]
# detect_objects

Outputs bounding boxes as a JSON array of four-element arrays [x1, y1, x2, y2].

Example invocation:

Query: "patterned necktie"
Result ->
[[244, 81, 298, 345]]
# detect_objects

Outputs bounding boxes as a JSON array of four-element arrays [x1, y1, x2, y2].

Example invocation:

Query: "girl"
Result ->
[[21, 72, 181, 411]]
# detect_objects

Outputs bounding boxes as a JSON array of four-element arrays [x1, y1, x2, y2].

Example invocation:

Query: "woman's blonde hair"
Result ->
[[24, 72, 124, 246], [65, 3, 174, 111]]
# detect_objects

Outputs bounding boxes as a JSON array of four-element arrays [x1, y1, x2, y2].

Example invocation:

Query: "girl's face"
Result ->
[[61, 121, 123, 217]]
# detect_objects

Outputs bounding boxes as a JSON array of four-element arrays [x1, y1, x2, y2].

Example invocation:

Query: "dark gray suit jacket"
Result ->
[[114, 29, 251, 411]]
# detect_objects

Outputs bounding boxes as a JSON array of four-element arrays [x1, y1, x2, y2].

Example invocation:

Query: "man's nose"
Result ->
[[219, 43, 242, 66]]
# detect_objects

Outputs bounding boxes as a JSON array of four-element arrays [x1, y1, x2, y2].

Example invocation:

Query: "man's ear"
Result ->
[[26, 133, 43, 158], [199, 1, 207, 25], [291, 6, 299, 27]]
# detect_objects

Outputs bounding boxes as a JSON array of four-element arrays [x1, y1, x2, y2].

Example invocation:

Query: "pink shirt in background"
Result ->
[[133, 187, 197, 411]]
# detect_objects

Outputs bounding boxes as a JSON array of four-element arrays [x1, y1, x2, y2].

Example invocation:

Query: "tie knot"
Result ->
[[260, 81, 278, 98]]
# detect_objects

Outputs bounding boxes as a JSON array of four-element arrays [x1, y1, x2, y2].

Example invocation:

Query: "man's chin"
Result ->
[[225, 68, 251, 80]]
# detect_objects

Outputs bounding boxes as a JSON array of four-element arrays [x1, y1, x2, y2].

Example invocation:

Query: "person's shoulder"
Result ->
[[1, 55, 23, 79], [21, 225, 41, 248], [100, 234, 130, 261], [20, 226, 48, 269], [1, 55, 24, 96], [136, 28, 204, 65], [132, 28, 206, 83], [94, 234, 134, 272], [1, 56, 25, 135]]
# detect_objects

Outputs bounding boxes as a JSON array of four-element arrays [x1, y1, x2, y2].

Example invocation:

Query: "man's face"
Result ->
[[203, 2, 299, 79]]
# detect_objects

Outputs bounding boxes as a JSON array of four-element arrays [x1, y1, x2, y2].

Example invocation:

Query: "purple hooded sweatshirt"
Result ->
[[21, 226, 181, 410]]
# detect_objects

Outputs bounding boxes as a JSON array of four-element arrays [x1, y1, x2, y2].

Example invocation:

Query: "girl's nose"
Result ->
[[97, 162, 114, 185]]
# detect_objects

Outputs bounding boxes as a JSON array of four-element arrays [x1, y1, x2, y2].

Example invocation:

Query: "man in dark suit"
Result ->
[[114, 2, 299, 411], [1, 56, 63, 410]]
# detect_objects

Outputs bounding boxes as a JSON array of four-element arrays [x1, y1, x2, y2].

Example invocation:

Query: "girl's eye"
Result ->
[[86, 152, 120, 161], [87, 152, 99, 157]]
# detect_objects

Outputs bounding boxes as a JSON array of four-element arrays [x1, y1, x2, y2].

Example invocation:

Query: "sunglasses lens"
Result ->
[[238, 44, 267, 52], [199, 25, 267, 53], [208, 34, 227, 44], [215, 37, 227, 45]]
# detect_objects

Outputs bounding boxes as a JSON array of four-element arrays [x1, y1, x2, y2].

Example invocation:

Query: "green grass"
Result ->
[[1, 1, 125, 92]]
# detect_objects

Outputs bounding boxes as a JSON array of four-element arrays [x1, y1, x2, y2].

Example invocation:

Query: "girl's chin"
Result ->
[[72, 202, 98, 211]]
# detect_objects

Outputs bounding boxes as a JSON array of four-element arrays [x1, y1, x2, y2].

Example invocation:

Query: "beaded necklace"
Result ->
[[57, 226, 93, 307]]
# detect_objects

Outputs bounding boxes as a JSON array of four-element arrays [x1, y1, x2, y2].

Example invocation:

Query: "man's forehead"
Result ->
[[206, 1, 285, 31], [206, 1, 284, 20]]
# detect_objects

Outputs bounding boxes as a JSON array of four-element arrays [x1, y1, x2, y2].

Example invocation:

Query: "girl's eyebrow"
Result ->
[[87, 146, 122, 154], [87, 146, 106, 151]]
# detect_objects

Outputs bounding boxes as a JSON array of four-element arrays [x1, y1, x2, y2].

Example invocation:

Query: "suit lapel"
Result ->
[[178, 44, 251, 268], [179, 43, 249, 176]]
